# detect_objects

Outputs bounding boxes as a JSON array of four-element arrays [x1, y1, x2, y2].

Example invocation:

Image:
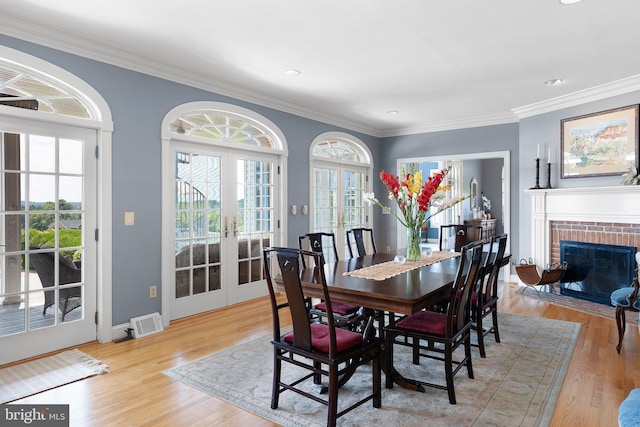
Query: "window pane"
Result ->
[[59, 139, 83, 174], [29, 136, 55, 173]]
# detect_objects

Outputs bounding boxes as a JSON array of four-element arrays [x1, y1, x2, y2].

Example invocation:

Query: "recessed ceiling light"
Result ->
[[386, 110, 399, 115], [284, 69, 300, 76], [545, 78, 564, 86], [560, 0, 582, 4]]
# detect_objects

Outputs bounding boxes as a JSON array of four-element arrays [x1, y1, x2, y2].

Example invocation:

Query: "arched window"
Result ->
[[167, 104, 285, 152], [162, 102, 286, 321], [0, 62, 94, 119], [311, 136, 370, 163], [0, 45, 111, 365], [309, 132, 372, 260]]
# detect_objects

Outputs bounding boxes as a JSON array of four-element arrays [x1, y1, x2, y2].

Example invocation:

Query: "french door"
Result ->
[[171, 143, 276, 320], [0, 119, 97, 365], [311, 162, 369, 260]]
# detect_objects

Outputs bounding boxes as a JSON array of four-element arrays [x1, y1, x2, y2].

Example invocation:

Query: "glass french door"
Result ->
[[0, 120, 97, 365], [311, 162, 369, 260], [171, 144, 276, 320]]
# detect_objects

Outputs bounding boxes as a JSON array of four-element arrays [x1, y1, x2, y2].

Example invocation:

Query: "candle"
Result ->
[[548, 147, 551, 163], [537, 144, 540, 159]]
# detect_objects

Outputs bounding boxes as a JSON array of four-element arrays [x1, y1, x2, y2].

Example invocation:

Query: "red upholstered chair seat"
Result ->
[[315, 301, 360, 316], [396, 311, 456, 336], [284, 322, 363, 353]]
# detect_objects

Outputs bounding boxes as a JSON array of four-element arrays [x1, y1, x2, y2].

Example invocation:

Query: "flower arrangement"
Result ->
[[363, 166, 466, 261], [482, 194, 491, 212]]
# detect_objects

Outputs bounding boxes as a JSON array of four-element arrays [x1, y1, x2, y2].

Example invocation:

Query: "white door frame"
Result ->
[[0, 46, 113, 362], [160, 102, 288, 326]]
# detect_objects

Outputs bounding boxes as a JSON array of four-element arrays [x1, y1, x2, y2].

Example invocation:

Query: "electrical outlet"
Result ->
[[149, 286, 157, 298], [386, 246, 391, 253]]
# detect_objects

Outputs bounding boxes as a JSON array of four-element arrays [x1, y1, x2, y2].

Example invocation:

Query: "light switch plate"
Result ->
[[125, 211, 135, 225]]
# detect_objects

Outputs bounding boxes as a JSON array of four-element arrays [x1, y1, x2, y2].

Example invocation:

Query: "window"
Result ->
[[0, 63, 93, 119]]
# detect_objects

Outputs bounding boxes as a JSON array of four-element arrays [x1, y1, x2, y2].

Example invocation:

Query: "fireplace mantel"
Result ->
[[525, 186, 640, 266]]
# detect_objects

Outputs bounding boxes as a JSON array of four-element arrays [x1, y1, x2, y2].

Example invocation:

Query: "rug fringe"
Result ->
[[66, 349, 110, 374]]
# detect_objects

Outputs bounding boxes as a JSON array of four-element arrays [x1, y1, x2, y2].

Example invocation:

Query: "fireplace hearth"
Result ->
[[560, 240, 635, 305]]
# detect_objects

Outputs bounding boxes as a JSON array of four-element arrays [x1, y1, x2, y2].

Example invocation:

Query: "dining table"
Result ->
[[276, 250, 465, 391], [295, 251, 461, 315]]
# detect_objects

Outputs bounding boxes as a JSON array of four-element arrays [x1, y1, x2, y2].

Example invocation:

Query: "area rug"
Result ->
[[0, 349, 109, 403], [165, 313, 579, 427], [514, 284, 638, 323]]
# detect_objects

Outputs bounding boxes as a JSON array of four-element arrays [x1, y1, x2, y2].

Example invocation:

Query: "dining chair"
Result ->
[[298, 232, 339, 268], [610, 251, 640, 353], [384, 240, 484, 404], [439, 224, 470, 252], [472, 233, 508, 358], [346, 227, 377, 258], [299, 232, 366, 328], [263, 247, 382, 427]]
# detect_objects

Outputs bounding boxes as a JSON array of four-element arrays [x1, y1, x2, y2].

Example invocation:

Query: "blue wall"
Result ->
[[2, 33, 637, 327], [379, 124, 520, 254], [0, 35, 381, 324], [518, 90, 640, 261]]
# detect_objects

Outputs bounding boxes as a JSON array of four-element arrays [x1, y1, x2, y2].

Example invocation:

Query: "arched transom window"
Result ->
[[0, 63, 92, 119], [312, 136, 370, 164], [170, 111, 277, 149]]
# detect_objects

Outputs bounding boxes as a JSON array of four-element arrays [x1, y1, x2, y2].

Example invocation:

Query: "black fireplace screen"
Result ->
[[560, 240, 636, 305]]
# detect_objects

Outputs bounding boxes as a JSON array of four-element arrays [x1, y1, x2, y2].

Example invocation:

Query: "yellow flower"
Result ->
[[408, 170, 422, 195]]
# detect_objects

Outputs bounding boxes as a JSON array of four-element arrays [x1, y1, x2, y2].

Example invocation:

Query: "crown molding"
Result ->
[[379, 112, 518, 138], [512, 75, 640, 119], [5, 15, 638, 139], [0, 17, 381, 137]]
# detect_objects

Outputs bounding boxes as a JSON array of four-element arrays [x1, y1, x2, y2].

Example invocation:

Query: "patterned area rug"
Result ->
[[514, 285, 638, 323], [165, 313, 579, 427], [0, 349, 109, 403]]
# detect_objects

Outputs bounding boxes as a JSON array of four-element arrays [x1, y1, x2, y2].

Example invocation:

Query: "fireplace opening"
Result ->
[[560, 240, 636, 305]]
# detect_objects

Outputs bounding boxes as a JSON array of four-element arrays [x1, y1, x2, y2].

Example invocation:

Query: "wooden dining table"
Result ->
[[276, 251, 464, 392], [295, 252, 461, 316]]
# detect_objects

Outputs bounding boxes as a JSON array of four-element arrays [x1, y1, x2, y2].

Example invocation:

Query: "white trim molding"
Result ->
[[524, 186, 640, 267]]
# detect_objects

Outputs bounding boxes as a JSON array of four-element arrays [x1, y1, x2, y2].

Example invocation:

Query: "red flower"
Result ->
[[417, 170, 445, 212], [380, 171, 400, 198]]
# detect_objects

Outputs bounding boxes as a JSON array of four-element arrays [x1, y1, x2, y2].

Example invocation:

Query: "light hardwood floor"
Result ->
[[5, 282, 639, 426]]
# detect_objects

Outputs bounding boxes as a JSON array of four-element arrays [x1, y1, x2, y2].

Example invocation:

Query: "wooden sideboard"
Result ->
[[464, 219, 496, 242]]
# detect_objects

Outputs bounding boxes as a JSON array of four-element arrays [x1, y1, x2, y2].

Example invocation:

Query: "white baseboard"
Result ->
[[111, 322, 132, 341]]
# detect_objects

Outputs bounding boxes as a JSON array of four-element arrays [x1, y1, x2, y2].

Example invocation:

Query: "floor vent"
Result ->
[[130, 312, 164, 338]]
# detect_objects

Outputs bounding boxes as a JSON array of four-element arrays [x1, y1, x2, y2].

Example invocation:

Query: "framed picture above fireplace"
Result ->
[[561, 104, 639, 179]]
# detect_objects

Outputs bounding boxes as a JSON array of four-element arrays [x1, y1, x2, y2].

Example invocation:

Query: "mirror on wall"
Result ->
[[469, 178, 478, 210]]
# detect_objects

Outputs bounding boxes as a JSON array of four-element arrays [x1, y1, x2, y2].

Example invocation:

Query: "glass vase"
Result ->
[[406, 224, 422, 262]]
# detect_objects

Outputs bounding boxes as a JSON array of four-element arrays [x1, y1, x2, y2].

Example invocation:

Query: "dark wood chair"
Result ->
[[472, 234, 508, 358], [384, 241, 484, 404], [29, 249, 82, 321], [610, 252, 640, 353], [299, 232, 366, 327], [439, 224, 482, 252], [298, 232, 339, 268], [346, 227, 377, 258], [263, 247, 382, 427]]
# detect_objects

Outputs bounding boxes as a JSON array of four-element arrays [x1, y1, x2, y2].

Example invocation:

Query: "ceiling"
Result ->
[[1, 0, 639, 137]]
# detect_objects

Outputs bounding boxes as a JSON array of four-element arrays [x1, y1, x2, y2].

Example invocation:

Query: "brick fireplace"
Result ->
[[525, 186, 640, 303], [550, 221, 640, 264], [525, 185, 640, 269]]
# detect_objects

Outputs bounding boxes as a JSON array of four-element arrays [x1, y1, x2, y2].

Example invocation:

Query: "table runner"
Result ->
[[343, 251, 460, 280]]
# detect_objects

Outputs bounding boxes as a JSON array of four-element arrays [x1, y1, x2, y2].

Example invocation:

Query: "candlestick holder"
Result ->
[[546, 162, 552, 189], [530, 158, 541, 189]]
